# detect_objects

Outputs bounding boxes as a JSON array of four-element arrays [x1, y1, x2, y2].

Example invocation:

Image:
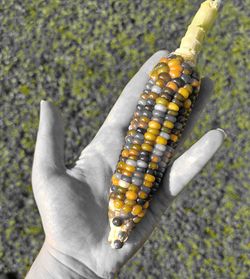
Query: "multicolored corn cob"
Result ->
[[108, 0, 221, 249]]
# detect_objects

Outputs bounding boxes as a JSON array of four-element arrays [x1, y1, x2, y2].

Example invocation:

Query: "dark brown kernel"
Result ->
[[112, 217, 123, 227], [114, 240, 124, 249]]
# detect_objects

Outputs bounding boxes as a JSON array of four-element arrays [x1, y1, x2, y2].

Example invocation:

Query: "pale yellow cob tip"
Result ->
[[173, 0, 221, 66]]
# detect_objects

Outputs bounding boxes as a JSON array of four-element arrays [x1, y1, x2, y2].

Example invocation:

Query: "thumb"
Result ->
[[32, 100, 65, 180]]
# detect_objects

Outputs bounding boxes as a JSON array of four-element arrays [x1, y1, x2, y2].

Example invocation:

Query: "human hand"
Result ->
[[26, 50, 226, 279]]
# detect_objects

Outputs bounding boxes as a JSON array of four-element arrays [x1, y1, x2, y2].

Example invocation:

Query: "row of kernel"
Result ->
[[147, 54, 200, 193]]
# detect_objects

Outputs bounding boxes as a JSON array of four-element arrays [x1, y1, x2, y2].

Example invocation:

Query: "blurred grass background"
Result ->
[[0, 0, 249, 278]]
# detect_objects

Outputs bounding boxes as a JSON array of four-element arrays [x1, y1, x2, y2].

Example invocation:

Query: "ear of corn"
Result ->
[[108, 0, 221, 249]]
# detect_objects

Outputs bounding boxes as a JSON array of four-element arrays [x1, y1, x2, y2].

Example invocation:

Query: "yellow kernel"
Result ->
[[157, 65, 169, 74], [126, 191, 138, 200], [121, 170, 133, 177], [156, 97, 169, 107], [121, 149, 130, 158], [169, 69, 181, 79], [166, 81, 178, 92], [128, 184, 139, 192], [144, 132, 157, 141], [148, 92, 158, 100], [132, 204, 143, 215], [155, 79, 165, 88], [144, 174, 155, 182], [117, 161, 126, 169], [147, 127, 160, 136], [138, 191, 148, 199], [148, 120, 161, 129], [124, 164, 135, 173], [122, 204, 132, 213], [114, 199, 124, 209], [129, 149, 139, 156], [143, 201, 150, 209], [144, 139, 154, 145], [124, 199, 136, 206], [127, 129, 136, 136], [170, 64, 183, 72], [140, 116, 150, 123], [184, 99, 192, 109], [178, 87, 190, 99], [168, 59, 181, 67], [168, 102, 179, 111], [131, 144, 141, 151], [171, 134, 178, 142], [133, 216, 142, 223], [163, 120, 174, 129], [156, 136, 168, 145], [112, 176, 120, 186], [184, 84, 193, 93], [143, 180, 153, 187], [159, 57, 169, 64], [192, 79, 200, 87], [138, 209, 146, 218], [140, 92, 148, 100], [148, 162, 158, 170], [141, 143, 153, 152], [150, 70, 158, 81], [151, 154, 160, 163]]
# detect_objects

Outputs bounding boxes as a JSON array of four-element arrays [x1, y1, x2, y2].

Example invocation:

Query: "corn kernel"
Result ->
[[166, 81, 178, 91], [126, 191, 138, 200], [144, 132, 157, 141], [147, 127, 160, 135], [132, 205, 143, 215], [138, 191, 148, 199], [168, 102, 179, 111], [114, 199, 124, 209], [148, 120, 161, 130], [144, 173, 156, 182], [163, 120, 174, 129], [156, 97, 169, 107], [178, 87, 189, 99], [156, 136, 168, 145], [184, 98, 192, 109], [171, 134, 178, 142], [141, 143, 153, 152]]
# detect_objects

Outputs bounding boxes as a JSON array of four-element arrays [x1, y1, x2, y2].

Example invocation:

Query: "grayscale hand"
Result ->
[[26, 50, 226, 279]]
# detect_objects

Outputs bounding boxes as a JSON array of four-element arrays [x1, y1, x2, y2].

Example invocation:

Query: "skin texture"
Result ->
[[25, 50, 226, 279]]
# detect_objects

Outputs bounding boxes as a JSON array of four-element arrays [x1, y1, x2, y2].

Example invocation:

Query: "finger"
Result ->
[[32, 100, 66, 179], [173, 76, 214, 155], [165, 128, 226, 197]]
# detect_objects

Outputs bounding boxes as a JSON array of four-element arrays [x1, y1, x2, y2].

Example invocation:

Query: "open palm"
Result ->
[[27, 50, 225, 279]]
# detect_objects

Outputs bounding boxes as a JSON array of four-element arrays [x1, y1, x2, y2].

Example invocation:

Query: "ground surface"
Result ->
[[0, 0, 249, 278]]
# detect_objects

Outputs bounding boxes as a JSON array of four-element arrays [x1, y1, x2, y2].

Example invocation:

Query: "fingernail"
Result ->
[[216, 128, 227, 139]]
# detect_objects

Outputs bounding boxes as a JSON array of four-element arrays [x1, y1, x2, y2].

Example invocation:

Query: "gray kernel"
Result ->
[[152, 109, 165, 118], [140, 185, 151, 194], [126, 159, 137, 167], [159, 132, 170, 140], [153, 148, 164, 156], [137, 160, 148, 168], [138, 99, 146, 106], [132, 177, 143, 186], [155, 143, 167, 151], [134, 133, 144, 141], [151, 116, 164, 124], [165, 115, 176, 122], [151, 85, 162, 94]]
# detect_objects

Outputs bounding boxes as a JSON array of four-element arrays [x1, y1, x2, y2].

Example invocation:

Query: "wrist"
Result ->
[[25, 241, 105, 279]]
